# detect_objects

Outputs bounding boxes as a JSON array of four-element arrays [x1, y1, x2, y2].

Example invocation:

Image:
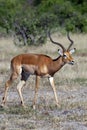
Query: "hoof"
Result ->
[[0, 103, 5, 108], [21, 104, 27, 109], [33, 105, 36, 110], [56, 103, 61, 108], [0, 103, 8, 109]]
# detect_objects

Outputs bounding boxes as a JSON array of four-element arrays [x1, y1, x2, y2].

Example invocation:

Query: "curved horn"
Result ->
[[67, 31, 74, 51], [48, 31, 66, 51]]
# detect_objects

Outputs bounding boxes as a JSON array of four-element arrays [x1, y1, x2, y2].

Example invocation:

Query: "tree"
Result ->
[[0, 0, 87, 46]]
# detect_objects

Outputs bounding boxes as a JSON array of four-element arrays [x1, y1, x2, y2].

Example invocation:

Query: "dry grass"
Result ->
[[0, 33, 87, 130]]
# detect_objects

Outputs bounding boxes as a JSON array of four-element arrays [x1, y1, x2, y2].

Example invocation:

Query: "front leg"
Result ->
[[49, 77, 60, 107], [33, 76, 40, 109]]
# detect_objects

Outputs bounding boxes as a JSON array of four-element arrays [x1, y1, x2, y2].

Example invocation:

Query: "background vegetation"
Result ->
[[0, 0, 87, 45]]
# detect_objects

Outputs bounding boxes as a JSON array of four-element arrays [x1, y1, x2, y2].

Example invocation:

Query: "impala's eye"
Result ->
[[63, 54, 67, 59]]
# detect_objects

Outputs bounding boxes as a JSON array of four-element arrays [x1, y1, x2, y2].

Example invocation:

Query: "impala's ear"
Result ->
[[58, 49, 63, 56], [69, 48, 76, 54]]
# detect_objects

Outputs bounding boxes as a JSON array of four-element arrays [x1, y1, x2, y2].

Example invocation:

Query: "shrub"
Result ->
[[0, 0, 87, 46]]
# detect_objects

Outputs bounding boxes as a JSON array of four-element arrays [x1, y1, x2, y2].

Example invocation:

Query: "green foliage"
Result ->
[[0, 0, 87, 45]]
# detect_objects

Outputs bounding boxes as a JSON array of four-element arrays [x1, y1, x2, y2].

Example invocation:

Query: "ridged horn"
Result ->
[[48, 31, 66, 51]]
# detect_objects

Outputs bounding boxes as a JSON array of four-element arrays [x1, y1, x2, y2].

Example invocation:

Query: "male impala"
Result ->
[[2, 31, 76, 109]]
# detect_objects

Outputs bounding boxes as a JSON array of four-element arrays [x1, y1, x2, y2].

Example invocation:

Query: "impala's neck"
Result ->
[[51, 56, 65, 75]]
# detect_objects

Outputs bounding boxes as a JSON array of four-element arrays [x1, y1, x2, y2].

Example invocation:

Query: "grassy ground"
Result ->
[[0, 33, 87, 130]]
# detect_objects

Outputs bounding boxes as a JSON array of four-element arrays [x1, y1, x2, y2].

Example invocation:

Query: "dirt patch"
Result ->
[[0, 74, 87, 130]]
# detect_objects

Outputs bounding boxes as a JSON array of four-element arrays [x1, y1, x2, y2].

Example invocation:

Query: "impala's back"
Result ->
[[11, 53, 53, 77]]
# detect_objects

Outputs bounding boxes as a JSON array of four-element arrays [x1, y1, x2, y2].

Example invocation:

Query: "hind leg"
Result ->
[[2, 79, 12, 105], [17, 80, 26, 107], [17, 68, 30, 107], [2, 72, 18, 106]]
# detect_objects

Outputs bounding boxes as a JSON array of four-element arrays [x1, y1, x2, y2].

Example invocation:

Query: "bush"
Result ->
[[0, 0, 87, 46]]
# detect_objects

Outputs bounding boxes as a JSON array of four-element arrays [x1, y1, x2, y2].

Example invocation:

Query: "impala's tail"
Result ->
[[10, 58, 22, 81]]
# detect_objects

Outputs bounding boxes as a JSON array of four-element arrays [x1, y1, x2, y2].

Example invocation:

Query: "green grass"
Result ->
[[73, 78, 87, 86]]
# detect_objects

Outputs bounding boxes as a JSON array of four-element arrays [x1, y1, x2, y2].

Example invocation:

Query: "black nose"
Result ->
[[71, 61, 74, 65]]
